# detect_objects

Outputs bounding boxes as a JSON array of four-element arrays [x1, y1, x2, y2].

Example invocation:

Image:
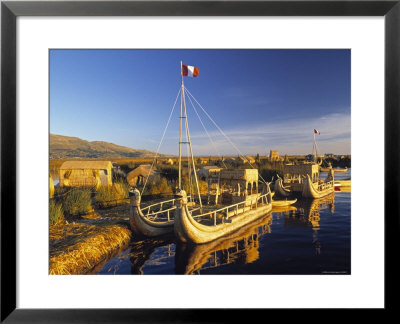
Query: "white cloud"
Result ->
[[186, 112, 351, 155]]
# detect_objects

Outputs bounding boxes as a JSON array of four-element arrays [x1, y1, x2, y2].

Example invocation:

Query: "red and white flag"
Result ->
[[182, 64, 199, 77], [314, 129, 320, 135]]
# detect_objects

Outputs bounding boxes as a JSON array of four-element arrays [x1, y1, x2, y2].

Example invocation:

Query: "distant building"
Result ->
[[269, 150, 281, 162], [59, 160, 113, 188]]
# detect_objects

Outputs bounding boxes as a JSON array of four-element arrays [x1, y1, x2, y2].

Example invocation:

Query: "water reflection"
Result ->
[[98, 193, 337, 274], [283, 194, 335, 229], [128, 237, 175, 274], [175, 214, 272, 274], [281, 194, 335, 256]]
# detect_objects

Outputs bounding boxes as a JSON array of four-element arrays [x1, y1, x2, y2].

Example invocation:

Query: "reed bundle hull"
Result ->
[[272, 198, 297, 207], [129, 192, 174, 237], [174, 193, 272, 244], [302, 175, 334, 199], [273, 178, 291, 197], [129, 205, 174, 237], [320, 167, 348, 173], [335, 180, 351, 188]]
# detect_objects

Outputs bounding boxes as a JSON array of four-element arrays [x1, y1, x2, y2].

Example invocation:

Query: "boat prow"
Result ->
[[273, 177, 291, 197], [129, 188, 175, 237]]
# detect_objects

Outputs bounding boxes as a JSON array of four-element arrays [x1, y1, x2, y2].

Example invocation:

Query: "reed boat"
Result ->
[[302, 169, 335, 198], [274, 128, 336, 199], [273, 129, 324, 198], [274, 164, 335, 199], [334, 179, 351, 192], [129, 188, 205, 237], [272, 198, 297, 207], [130, 62, 273, 239], [335, 179, 351, 187], [273, 176, 291, 197], [174, 187, 272, 244], [272, 205, 297, 213], [129, 190, 176, 237], [320, 166, 348, 173], [320, 161, 348, 173]]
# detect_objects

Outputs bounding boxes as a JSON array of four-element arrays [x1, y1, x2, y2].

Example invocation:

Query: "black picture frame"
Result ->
[[1, 0, 398, 322]]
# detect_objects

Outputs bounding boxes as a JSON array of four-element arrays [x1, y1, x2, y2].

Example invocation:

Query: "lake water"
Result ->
[[97, 170, 351, 275]]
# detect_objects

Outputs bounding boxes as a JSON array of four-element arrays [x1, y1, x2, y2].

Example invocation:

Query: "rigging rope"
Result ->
[[141, 87, 181, 195], [185, 87, 269, 186], [185, 91, 228, 169], [186, 124, 193, 201]]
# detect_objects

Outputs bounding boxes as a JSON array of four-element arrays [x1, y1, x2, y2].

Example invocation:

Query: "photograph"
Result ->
[[49, 49, 351, 275]]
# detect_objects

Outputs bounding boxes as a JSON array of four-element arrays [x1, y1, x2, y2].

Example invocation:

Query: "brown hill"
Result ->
[[50, 134, 160, 159]]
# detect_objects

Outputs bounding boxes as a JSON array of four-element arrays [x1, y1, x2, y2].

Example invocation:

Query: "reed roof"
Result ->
[[126, 164, 158, 186], [59, 161, 113, 170]]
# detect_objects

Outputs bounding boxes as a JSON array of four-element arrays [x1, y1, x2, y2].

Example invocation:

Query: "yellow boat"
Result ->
[[272, 198, 297, 207]]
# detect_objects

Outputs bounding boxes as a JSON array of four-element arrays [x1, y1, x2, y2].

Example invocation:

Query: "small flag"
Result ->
[[182, 64, 199, 77], [314, 129, 320, 135]]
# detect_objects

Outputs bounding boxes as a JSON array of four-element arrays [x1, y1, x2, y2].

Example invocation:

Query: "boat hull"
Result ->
[[174, 195, 272, 244], [320, 167, 348, 173], [272, 198, 297, 207], [129, 192, 174, 237], [302, 174, 334, 199], [273, 178, 291, 197], [129, 204, 174, 237]]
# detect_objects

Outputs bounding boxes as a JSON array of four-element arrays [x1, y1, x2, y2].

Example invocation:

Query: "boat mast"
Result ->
[[179, 61, 203, 208], [178, 62, 184, 189], [312, 131, 317, 162], [182, 83, 203, 209]]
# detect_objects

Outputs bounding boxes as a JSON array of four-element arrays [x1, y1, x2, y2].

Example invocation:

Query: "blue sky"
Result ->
[[50, 49, 350, 156]]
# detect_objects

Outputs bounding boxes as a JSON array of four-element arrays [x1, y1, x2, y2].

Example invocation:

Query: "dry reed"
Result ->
[[49, 223, 131, 275]]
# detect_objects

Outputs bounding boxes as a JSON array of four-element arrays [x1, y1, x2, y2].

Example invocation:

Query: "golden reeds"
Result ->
[[49, 223, 131, 275]]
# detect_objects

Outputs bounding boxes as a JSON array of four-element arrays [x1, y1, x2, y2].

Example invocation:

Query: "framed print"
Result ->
[[1, 0, 399, 322]]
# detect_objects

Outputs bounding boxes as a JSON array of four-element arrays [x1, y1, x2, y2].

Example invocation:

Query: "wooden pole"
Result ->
[[182, 82, 203, 210], [178, 61, 184, 189]]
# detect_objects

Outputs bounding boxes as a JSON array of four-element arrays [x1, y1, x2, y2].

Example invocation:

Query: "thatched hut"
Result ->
[[236, 155, 255, 164], [59, 161, 113, 189], [127, 164, 160, 187], [163, 158, 174, 165]]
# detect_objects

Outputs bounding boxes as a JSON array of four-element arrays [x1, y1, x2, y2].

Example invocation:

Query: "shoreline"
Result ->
[[49, 219, 131, 275]]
